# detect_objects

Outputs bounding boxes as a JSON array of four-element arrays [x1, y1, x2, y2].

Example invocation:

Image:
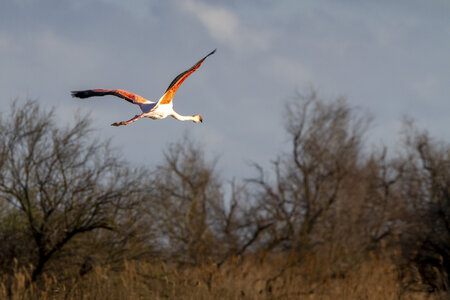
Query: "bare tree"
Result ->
[[248, 90, 371, 253], [351, 148, 405, 250], [146, 139, 223, 263], [146, 138, 265, 265], [0, 100, 148, 280], [397, 122, 450, 292]]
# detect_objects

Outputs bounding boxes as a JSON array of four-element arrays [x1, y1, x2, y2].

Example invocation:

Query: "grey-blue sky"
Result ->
[[1, 0, 449, 179]]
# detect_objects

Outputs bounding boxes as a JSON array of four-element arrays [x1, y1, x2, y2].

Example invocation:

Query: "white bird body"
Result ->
[[139, 99, 170, 119], [71, 49, 215, 126]]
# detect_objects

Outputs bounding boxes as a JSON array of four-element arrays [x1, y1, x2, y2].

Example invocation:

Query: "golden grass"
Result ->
[[0, 253, 441, 300]]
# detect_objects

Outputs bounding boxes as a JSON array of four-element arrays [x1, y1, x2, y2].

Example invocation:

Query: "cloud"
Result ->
[[177, 0, 269, 52], [181, 0, 239, 46], [412, 76, 442, 103], [97, 0, 151, 19], [260, 56, 311, 86], [0, 34, 9, 49], [10, 0, 36, 6]]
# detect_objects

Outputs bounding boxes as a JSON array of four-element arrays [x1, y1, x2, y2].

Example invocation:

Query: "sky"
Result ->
[[1, 0, 449, 180]]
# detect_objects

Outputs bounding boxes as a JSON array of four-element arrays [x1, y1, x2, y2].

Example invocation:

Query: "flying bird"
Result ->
[[71, 49, 216, 126]]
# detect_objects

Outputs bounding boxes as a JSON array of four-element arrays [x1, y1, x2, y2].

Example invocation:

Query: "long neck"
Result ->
[[170, 111, 196, 122]]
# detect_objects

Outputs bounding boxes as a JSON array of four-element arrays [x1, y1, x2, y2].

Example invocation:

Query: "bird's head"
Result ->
[[193, 114, 203, 123]]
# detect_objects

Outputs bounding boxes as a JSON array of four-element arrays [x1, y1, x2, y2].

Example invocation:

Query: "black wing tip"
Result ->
[[200, 49, 216, 62], [207, 49, 217, 57], [71, 90, 90, 99]]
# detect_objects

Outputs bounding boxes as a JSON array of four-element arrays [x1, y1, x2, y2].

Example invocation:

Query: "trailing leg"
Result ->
[[111, 114, 145, 126]]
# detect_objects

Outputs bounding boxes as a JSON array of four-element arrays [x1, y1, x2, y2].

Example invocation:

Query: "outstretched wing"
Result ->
[[71, 89, 151, 105], [157, 49, 216, 105]]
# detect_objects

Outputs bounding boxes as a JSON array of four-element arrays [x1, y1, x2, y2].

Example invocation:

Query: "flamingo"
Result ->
[[71, 49, 216, 126]]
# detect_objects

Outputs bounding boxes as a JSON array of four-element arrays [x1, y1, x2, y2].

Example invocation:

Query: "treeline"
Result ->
[[0, 91, 449, 299]]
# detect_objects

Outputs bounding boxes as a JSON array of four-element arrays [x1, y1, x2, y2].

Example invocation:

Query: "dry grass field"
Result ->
[[0, 253, 441, 300]]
